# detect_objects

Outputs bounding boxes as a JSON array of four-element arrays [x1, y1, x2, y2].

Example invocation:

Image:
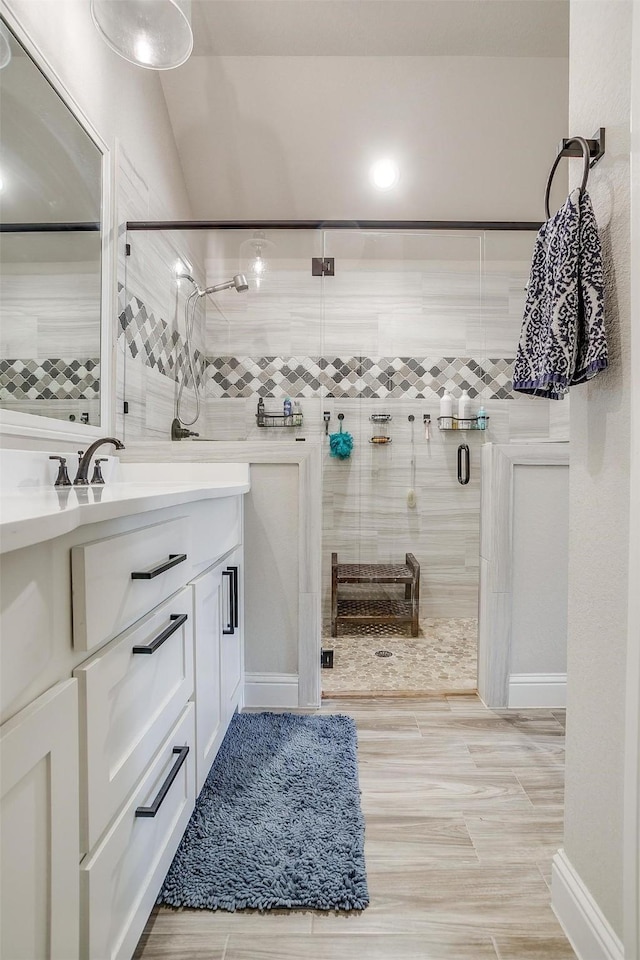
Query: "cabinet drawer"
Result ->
[[190, 495, 242, 578], [74, 588, 193, 854], [72, 516, 191, 651], [80, 704, 195, 960]]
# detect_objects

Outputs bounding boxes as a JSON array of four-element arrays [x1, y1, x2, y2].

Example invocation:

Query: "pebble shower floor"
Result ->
[[321, 618, 477, 696]]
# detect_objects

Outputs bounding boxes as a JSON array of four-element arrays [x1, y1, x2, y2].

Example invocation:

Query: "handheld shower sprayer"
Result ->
[[204, 274, 249, 295], [175, 265, 248, 298], [173, 268, 248, 434]]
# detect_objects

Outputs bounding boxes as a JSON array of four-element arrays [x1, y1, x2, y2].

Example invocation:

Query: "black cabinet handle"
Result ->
[[131, 553, 187, 580], [222, 569, 234, 634], [457, 443, 470, 485], [132, 613, 188, 655], [135, 745, 189, 818]]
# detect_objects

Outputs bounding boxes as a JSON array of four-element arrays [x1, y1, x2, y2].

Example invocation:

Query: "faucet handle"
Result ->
[[91, 458, 108, 485], [49, 456, 72, 487]]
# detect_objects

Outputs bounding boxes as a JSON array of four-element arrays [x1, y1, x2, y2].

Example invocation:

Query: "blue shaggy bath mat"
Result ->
[[158, 712, 369, 912]]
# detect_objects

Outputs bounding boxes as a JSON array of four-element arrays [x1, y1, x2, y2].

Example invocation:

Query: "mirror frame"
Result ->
[[0, 0, 114, 444]]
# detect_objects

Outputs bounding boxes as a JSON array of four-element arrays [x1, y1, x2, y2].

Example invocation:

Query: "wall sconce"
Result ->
[[91, 0, 193, 70]]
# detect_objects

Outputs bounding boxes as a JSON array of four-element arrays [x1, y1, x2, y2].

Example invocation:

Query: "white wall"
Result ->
[[160, 54, 569, 221], [562, 0, 633, 941], [624, 0, 640, 957], [624, 4, 640, 954]]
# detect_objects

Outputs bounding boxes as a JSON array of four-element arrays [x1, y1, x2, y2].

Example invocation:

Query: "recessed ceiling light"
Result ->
[[370, 158, 400, 191]]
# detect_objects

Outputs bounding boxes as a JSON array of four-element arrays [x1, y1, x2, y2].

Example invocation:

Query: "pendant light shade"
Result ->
[[90, 0, 193, 70]]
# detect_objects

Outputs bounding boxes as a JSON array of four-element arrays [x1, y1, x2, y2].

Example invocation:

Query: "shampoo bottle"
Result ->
[[439, 391, 453, 420], [458, 390, 471, 422]]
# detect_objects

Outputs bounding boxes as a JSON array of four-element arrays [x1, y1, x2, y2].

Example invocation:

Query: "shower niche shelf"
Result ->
[[256, 411, 303, 428], [437, 416, 489, 431]]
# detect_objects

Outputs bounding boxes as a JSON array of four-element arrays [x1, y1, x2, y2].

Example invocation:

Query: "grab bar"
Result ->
[[457, 444, 470, 485]]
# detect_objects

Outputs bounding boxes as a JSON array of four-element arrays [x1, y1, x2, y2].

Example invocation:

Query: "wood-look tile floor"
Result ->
[[134, 696, 576, 960]]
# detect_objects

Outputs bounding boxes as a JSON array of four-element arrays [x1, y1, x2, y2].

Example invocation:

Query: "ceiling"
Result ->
[[159, 0, 570, 221], [191, 0, 569, 58]]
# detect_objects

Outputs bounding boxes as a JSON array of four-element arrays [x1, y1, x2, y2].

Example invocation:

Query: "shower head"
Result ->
[[203, 274, 248, 296]]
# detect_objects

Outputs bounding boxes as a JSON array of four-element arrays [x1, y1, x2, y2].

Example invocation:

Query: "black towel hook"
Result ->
[[544, 136, 591, 220]]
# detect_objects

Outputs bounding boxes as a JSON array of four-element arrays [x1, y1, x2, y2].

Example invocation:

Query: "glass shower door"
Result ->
[[320, 228, 484, 694]]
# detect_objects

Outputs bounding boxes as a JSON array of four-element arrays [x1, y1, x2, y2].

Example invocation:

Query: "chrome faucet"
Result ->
[[73, 437, 125, 485]]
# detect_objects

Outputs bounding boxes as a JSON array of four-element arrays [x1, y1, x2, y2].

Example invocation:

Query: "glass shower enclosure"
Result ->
[[121, 222, 538, 694]]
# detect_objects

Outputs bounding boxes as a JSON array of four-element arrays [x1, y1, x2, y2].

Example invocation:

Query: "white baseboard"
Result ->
[[508, 672, 567, 708], [552, 850, 624, 960], [243, 673, 299, 709]]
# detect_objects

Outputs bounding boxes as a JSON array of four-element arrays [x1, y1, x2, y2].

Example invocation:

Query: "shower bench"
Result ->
[[330, 552, 420, 637]]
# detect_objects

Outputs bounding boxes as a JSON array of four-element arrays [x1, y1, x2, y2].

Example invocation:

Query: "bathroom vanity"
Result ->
[[0, 455, 249, 960]]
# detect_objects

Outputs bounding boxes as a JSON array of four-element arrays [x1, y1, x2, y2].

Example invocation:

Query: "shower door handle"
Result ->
[[457, 444, 470, 485]]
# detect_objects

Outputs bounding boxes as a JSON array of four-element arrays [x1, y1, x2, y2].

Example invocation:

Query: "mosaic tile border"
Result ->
[[117, 288, 515, 400], [0, 358, 100, 401], [207, 356, 516, 400], [118, 286, 206, 388]]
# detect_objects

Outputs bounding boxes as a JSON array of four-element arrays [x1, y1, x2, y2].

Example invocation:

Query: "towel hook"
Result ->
[[544, 136, 591, 220]]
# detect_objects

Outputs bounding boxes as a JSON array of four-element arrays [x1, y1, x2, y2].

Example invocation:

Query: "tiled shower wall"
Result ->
[[199, 234, 560, 619]]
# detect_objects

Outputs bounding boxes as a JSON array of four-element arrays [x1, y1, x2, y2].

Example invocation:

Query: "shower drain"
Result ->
[[375, 650, 393, 658]]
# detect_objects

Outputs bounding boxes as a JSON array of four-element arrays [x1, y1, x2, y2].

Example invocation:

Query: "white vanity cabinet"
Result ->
[[0, 679, 80, 960], [0, 472, 247, 960], [220, 547, 244, 733], [191, 546, 244, 794]]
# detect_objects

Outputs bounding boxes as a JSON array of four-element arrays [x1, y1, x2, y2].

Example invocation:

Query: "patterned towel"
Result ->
[[513, 188, 608, 399]]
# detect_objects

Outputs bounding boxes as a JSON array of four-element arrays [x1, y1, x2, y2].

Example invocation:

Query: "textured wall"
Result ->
[[563, 0, 632, 938]]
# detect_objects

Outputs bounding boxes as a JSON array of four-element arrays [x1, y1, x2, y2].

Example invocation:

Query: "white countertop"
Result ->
[[0, 456, 250, 554]]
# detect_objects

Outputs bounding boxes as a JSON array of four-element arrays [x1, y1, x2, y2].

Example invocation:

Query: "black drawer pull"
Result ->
[[132, 613, 188, 655], [131, 553, 187, 580], [135, 745, 189, 818]]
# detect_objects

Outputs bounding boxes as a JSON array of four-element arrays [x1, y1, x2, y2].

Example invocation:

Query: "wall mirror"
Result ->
[[0, 12, 108, 437]]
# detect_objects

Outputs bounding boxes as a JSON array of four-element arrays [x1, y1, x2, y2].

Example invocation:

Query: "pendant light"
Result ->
[[239, 231, 276, 290], [90, 0, 193, 70]]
